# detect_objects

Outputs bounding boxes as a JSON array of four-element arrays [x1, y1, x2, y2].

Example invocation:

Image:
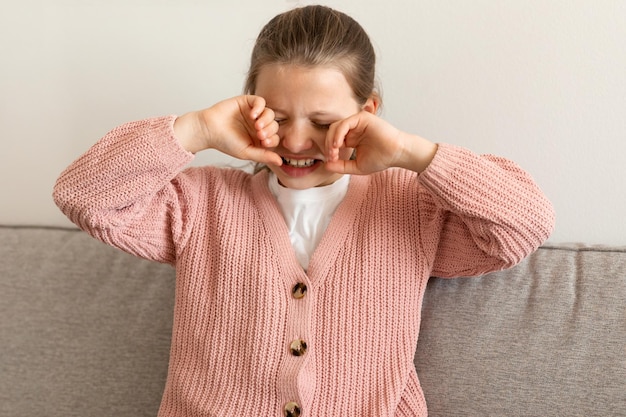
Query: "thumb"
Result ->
[[325, 159, 362, 175], [243, 146, 283, 167]]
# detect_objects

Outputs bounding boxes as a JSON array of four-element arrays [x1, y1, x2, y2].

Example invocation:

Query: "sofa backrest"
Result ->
[[416, 244, 626, 416], [0, 227, 174, 417], [1, 226, 625, 416]]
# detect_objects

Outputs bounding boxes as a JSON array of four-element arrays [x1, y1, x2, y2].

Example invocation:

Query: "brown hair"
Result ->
[[244, 5, 380, 108]]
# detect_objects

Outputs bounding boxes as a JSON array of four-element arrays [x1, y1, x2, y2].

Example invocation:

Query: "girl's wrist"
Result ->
[[394, 132, 438, 173], [173, 112, 210, 154]]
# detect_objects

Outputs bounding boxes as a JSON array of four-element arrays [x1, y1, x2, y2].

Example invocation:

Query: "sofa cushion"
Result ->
[[415, 244, 626, 416], [0, 227, 174, 417]]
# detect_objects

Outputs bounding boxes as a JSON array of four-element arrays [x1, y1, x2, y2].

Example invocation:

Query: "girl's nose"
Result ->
[[280, 122, 314, 153]]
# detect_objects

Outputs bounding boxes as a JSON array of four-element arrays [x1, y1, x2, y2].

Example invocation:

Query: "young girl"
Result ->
[[54, 5, 554, 417]]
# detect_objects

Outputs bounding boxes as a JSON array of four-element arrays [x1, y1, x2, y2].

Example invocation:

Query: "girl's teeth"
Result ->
[[282, 158, 316, 167]]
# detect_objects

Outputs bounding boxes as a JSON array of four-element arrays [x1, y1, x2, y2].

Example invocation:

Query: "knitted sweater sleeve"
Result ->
[[52, 115, 196, 264], [417, 143, 555, 277]]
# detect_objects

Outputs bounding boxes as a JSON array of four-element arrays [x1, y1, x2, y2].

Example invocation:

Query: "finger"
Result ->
[[247, 95, 267, 120], [325, 119, 353, 161], [324, 125, 339, 162], [256, 118, 279, 149], [254, 106, 276, 131], [260, 131, 280, 148]]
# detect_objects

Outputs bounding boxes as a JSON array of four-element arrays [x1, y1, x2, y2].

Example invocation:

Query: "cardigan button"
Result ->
[[284, 401, 301, 417], [289, 339, 307, 356], [291, 283, 307, 299]]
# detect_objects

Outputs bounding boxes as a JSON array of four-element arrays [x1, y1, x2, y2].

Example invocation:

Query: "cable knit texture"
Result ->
[[53, 115, 555, 416]]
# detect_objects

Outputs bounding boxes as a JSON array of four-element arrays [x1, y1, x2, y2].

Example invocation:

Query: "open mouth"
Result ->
[[281, 157, 320, 168]]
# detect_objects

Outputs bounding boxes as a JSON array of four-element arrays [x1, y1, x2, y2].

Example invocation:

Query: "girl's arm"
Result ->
[[416, 143, 555, 277], [53, 115, 197, 264], [53, 95, 281, 264], [326, 111, 555, 276]]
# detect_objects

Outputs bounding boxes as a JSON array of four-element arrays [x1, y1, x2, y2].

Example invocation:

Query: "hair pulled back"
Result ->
[[244, 5, 379, 107]]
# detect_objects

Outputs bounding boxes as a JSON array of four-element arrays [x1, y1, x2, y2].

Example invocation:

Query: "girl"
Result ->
[[53, 5, 554, 417]]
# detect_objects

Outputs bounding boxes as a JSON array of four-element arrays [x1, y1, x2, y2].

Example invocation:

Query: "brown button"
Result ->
[[289, 339, 307, 356], [291, 283, 307, 299], [284, 401, 301, 417]]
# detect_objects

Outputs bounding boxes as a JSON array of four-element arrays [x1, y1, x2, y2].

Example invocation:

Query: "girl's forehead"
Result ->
[[257, 63, 348, 84], [255, 64, 359, 113]]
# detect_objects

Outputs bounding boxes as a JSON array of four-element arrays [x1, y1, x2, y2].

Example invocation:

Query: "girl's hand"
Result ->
[[174, 95, 282, 166], [324, 111, 438, 175]]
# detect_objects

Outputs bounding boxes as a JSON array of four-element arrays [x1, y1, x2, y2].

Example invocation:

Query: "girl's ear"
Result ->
[[362, 93, 381, 114]]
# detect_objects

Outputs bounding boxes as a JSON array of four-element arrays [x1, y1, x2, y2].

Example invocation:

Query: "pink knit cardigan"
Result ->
[[53, 115, 554, 416]]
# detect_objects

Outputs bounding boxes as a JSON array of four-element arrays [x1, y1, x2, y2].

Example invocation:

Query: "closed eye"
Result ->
[[313, 122, 331, 130]]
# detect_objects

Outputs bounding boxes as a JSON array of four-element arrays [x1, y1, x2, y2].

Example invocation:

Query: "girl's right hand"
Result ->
[[174, 95, 282, 166]]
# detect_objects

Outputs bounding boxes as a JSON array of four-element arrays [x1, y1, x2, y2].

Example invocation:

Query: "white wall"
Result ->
[[1, 0, 625, 245]]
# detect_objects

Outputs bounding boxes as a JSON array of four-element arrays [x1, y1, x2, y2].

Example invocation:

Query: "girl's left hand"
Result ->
[[324, 111, 438, 175]]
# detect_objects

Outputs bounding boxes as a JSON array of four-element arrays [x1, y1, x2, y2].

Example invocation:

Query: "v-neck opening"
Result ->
[[305, 175, 369, 286], [268, 173, 350, 271], [250, 171, 370, 287]]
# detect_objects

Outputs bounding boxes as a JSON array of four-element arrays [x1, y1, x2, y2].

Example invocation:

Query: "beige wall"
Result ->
[[1, 0, 625, 245]]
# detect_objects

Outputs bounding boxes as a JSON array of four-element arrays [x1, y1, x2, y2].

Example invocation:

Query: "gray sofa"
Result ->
[[1, 225, 625, 416]]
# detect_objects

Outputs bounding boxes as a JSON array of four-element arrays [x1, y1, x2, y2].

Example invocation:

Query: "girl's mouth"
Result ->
[[279, 157, 323, 179], [281, 157, 320, 168]]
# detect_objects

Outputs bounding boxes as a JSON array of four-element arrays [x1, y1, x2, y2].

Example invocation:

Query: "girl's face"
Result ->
[[255, 64, 373, 189]]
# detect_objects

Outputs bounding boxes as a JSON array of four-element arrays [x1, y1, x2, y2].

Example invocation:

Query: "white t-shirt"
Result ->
[[268, 173, 350, 270]]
